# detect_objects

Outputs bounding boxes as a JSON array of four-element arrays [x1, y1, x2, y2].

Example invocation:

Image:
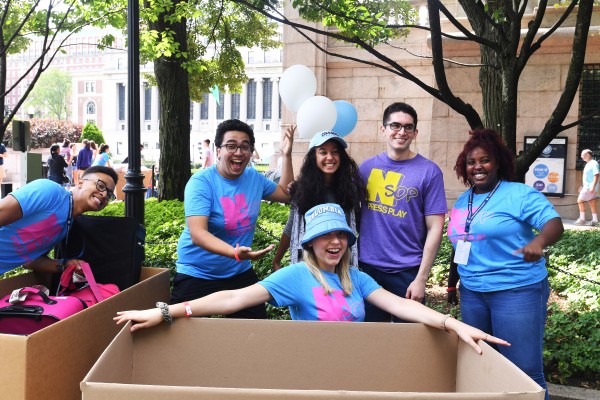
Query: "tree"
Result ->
[[81, 122, 106, 144], [0, 0, 126, 143], [233, 0, 598, 180], [26, 69, 71, 119], [140, 0, 279, 200]]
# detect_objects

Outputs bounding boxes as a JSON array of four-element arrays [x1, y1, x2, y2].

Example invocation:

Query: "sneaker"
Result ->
[[587, 221, 599, 227], [573, 219, 587, 226]]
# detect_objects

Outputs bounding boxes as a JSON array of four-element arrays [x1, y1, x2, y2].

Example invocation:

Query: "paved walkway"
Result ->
[[562, 219, 599, 231]]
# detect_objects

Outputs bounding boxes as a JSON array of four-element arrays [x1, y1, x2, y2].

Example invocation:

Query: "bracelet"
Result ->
[[441, 314, 451, 331], [183, 301, 192, 318], [156, 302, 172, 324], [234, 244, 241, 262], [446, 287, 456, 292]]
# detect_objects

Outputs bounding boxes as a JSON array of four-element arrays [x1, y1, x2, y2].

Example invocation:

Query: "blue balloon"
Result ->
[[332, 100, 358, 137]]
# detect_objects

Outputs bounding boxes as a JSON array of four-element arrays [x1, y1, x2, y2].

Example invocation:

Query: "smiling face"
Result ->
[[216, 131, 252, 180], [466, 146, 500, 194], [315, 140, 341, 179], [74, 172, 116, 213], [381, 111, 418, 159], [309, 230, 349, 272]]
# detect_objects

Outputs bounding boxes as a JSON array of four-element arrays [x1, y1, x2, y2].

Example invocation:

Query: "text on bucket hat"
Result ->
[[301, 203, 356, 248], [309, 131, 347, 150]]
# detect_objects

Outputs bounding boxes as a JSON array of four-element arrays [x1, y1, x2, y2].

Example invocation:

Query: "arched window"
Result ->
[[87, 102, 96, 115]]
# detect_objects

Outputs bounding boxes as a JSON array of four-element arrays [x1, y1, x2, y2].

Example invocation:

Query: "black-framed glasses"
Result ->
[[219, 143, 254, 154], [385, 122, 416, 133], [81, 178, 116, 201]]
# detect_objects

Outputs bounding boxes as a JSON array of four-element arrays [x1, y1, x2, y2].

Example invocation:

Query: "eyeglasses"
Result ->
[[219, 143, 254, 154], [385, 122, 416, 133], [81, 178, 116, 201]]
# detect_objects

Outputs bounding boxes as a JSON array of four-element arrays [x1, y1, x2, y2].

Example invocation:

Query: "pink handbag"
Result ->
[[58, 262, 119, 307], [0, 286, 86, 335]]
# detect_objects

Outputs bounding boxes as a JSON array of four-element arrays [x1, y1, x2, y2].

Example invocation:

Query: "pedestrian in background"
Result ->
[[574, 149, 599, 226]]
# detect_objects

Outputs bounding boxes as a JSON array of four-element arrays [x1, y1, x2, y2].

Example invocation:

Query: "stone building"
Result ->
[[282, 2, 600, 219]]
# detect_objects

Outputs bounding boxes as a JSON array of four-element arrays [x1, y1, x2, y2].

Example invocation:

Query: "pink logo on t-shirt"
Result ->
[[11, 214, 62, 258], [221, 194, 252, 236], [313, 287, 357, 321]]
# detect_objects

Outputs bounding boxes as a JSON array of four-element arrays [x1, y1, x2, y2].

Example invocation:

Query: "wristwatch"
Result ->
[[156, 302, 173, 324]]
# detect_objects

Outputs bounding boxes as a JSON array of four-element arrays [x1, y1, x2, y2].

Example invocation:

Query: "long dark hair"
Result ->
[[291, 140, 364, 215], [454, 128, 516, 186]]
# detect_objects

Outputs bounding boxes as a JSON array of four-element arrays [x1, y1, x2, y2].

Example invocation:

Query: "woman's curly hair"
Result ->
[[291, 140, 364, 216], [454, 128, 516, 186]]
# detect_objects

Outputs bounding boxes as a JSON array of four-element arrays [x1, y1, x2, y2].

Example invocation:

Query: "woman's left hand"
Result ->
[[237, 244, 275, 261], [447, 318, 510, 354]]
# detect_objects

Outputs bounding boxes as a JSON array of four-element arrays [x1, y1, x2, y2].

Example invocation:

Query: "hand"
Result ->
[[405, 279, 426, 302], [281, 125, 296, 157], [446, 318, 511, 354], [66, 259, 84, 273], [237, 244, 275, 261], [514, 239, 544, 262], [447, 290, 458, 306], [114, 308, 163, 332]]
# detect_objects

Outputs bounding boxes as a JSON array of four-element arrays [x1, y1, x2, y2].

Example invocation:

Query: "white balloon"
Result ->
[[279, 65, 317, 112], [297, 96, 337, 139]]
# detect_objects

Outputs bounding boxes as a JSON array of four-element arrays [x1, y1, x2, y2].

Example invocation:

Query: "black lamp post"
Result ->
[[123, 0, 146, 225]]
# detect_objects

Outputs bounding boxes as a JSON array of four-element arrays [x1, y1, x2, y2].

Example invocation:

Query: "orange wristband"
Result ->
[[234, 244, 241, 262], [183, 301, 192, 318]]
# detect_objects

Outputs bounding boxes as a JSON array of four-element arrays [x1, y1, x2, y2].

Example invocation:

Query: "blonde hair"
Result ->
[[303, 246, 353, 296]]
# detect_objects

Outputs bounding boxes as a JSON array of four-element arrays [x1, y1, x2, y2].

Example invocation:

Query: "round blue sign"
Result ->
[[533, 164, 549, 179], [547, 184, 558, 193]]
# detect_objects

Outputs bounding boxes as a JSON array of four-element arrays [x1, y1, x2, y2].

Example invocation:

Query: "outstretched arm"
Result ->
[[366, 288, 509, 354], [115, 284, 272, 332]]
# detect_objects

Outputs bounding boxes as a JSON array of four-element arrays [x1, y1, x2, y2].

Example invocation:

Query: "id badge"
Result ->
[[454, 240, 471, 265]]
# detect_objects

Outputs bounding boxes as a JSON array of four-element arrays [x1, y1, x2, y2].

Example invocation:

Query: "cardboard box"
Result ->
[[82, 318, 544, 399], [0, 267, 170, 400]]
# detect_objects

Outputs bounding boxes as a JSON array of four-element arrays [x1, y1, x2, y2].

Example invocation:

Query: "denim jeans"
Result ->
[[460, 278, 550, 400], [359, 262, 423, 322]]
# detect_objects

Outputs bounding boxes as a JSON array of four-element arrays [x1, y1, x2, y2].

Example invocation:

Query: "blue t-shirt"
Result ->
[[0, 143, 6, 166], [447, 181, 560, 292], [259, 263, 381, 321], [176, 166, 277, 279], [92, 152, 109, 166], [0, 179, 71, 273]]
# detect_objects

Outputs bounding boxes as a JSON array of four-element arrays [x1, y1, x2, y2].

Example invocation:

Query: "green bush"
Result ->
[[81, 122, 106, 145], [4, 119, 82, 148]]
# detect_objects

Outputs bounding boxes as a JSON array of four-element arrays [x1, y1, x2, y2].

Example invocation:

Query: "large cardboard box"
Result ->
[[82, 318, 545, 399], [0, 267, 170, 400]]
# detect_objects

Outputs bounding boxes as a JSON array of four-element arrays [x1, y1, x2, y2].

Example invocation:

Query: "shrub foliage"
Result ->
[[4, 119, 82, 148]]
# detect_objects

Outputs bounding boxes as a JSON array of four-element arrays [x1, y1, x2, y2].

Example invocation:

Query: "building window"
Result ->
[[85, 81, 95, 93], [248, 51, 256, 64], [117, 58, 125, 70], [263, 78, 272, 119], [231, 93, 240, 119], [190, 102, 194, 120], [200, 94, 209, 120], [144, 83, 152, 120], [86, 102, 96, 115], [246, 80, 256, 120], [118, 83, 125, 121], [216, 93, 225, 119], [578, 65, 600, 169]]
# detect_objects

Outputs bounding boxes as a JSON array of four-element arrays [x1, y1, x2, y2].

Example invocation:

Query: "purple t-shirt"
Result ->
[[358, 153, 447, 272]]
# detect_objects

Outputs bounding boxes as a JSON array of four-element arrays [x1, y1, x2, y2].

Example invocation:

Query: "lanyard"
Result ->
[[464, 180, 502, 238]]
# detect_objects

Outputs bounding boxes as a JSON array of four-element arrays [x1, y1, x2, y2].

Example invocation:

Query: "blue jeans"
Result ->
[[359, 262, 423, 322], [460, 278, 550, 400]]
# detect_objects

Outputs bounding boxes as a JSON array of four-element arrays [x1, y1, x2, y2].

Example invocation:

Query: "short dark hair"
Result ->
[[82, 166, 119, 185], [214, 119, 255, 148], [50, 144, 60, 153], [382, 102, 418, 127], [204, 139, 210, 145], [454, 128, 516, 186]]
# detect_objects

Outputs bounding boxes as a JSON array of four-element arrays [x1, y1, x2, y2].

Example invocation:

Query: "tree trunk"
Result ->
[[151, 7, 191, 201]]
